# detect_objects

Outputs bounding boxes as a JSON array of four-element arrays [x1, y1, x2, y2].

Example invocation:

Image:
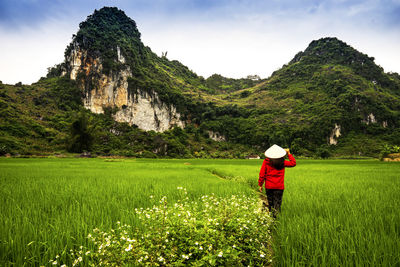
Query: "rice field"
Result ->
[[273, 160, 400, 266], [0, 158, 399, 266]]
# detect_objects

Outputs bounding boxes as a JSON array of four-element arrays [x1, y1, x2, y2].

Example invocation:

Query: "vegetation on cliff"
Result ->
[[1, 7, 400, 158], [201, 37, 400, 156]]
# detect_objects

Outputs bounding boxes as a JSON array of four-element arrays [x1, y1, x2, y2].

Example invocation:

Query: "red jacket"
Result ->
[[258, 154, 296, 190]]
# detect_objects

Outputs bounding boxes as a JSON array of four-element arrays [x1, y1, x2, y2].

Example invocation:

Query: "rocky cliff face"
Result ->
[[328, 124, 341, 145], [64, 42, 184, 132]]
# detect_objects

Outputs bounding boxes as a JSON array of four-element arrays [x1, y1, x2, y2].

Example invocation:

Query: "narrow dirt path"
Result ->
[[207, 167, 275, 265]]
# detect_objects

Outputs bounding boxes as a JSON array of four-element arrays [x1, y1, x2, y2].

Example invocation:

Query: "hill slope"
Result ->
[[202, 37, 400, 155], [1, 7, 400, 157]]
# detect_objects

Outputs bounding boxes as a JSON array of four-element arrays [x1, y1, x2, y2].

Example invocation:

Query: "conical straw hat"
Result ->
[[264, 144, 286, 159]]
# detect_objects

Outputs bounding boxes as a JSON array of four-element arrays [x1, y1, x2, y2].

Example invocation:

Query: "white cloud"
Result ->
[[0, 1, 399, 84], [0, 20, 76, 84], [138, 2, 400, 79]]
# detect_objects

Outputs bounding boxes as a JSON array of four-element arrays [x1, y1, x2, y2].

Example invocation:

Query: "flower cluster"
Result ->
[[51, 188, 273, 266]]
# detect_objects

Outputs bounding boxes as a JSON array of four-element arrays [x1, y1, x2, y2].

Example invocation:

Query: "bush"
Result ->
[[380, 144, 400, 160], [52, 189, 274, 266], [316, 146, 331, 159], [68, 111, 94, 153], [0, 135, 21, 155], [140, 150, 157, 158], [0, 144, 8, 156]]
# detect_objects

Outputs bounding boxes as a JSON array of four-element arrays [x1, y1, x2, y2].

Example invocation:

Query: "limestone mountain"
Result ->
[[192, 38, 399, 155], [203, 37, 400, 155], [61, 7, 186, 132], [58, 7, 261, 133], [1, 7, 400, 157]]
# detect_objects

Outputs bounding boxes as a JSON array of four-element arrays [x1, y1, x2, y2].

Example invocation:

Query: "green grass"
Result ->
[[0, 158, 253, 266], [274, 160, 400, 266], [0, 158, 399, 266]]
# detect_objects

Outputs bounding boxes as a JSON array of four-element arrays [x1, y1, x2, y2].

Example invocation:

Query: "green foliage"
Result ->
[[66, 7, 145, 74], [53, 190, 273, 266], [2, 7, 400, 158], [205, 74, 258, 93], [382, 144, 400, 153], [380, 144, 400, 159], [333, 132, 386, 157], [315, 145, 332, 159], [290, 37, 399, 91], [273, 160, 400, 266], [0, 136, 21, 155], [50, 77, 82, 110], [2, 158, 400, 266], [68, 111, 95, 153], [46, 63, 65, 78], [0, 158, 256, 265]]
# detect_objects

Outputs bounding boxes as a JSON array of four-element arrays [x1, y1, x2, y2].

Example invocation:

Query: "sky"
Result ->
[[0, 0, 399, 84]]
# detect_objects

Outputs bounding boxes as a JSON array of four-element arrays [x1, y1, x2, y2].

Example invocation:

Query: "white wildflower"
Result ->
[[125, 244, 133, 252], [260, 253, 265, 258], [218, 251, 223, 257]]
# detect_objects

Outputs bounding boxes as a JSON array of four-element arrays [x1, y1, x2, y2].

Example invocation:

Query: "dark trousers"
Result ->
[[265, 189, 284, 218]]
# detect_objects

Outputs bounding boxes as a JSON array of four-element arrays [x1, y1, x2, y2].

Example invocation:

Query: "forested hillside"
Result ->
[[1, 7, 399, 158], [202, 37, 400, 156]]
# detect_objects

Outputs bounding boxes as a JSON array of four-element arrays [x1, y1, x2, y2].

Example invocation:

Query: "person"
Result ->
[[258, 144, 296, 218]]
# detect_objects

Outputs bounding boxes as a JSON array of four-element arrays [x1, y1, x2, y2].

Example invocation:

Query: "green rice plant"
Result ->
[[194, 159, 400, 266], [0, 158, 253, 266], [272, 160, 400, 266], [1, 158, 399, 266]]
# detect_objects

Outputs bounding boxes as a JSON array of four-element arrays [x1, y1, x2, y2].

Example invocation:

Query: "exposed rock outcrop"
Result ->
[[382, 153, 400, 162], [114, 90, 184, 132], [328, 123, 341, 145], [64, 43, 184, 132], [363, 113, 377, 125], [208, 131, 226, 142]]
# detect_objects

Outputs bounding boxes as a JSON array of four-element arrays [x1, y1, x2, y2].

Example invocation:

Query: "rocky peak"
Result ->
[[288, 37, 396, 89], [62, 7, 184, 132], [64, 7, 145, 75], [290, 37, 374, 66]]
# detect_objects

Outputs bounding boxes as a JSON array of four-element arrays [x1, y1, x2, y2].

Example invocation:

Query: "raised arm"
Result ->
[[284, 153, 296, 167]]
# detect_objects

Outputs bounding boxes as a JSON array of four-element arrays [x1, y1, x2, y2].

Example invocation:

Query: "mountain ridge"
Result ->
[[1, 6, 399, 157]]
